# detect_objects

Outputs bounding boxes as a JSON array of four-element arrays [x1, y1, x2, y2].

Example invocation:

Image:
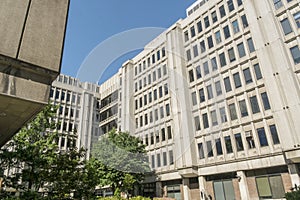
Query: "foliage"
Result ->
[[92, 129, 150, 196], [96, 197, 150, 200], [285, 185, 300, 200]]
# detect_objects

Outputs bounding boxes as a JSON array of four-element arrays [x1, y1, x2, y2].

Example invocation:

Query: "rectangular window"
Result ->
[[204, 16, 210, 28], [220, 107, 227, 122], [254, 64, 263, 80], [167, 126, 172, 139], [257, 127, 268, 147], [154, 109, 158, 121], [158, 68, 162, 79], [198, 143, 205, 159], [160, 106, 164, 118], [190, 26, 196, 37], [215, 81, 222, 96], [163, 152, 167, 166], [273, 0, 283, 9], [246, 131, 256, 149], [145, 114, 148, 125], [237, 0, 243, 6], [166, 104, 170, 116], [162, 47, 166, 57], [159, 86, 163, 98], [144, 95, 147, 105], [247, 38, 255, 53], [163, 65, 167, 75], [151, 133, 154, 145], [211, 57, 218, 71], [229, 103, 238, 120], [184, 31, 189, 42], [199, 88, 205, 103], [256, 175, 285, 199], [214, 180, 235, 200], [216, 138, 223, 155], [149, 111, 153, 123], [250, 96, 260, 114], [223, 25, 231, 39], [145, 134, 149, 146], [290, 46, 300, 64], [233, 72, 242, 88], [153, 71, 156, 81], [200, 41, 206, 53], [169, 150, 174, 165], [154, 89, 157, 100], [241, 15, 249, 28], [203, 113, 209, 129], [149, 92, 152, 103], [293, 12, 300, 28], [212, 11, 218, 23], [261, 92, 271, 110], [281, 18, 293, 35], [219, 5, 226, 18], [207, 85, 213, 99], [235, 133, 244, 151], [203, 61, 210, 75], [243, 68, 253, 84], [224, 136, 233, 153], [215, 31, 222, 44], [164, 84, 169, 95], [189, 70, 194, 82], [151, 155, 155, 168], [211, 110, 218, 126], [157, 154, 161, 167], [157, 51, 161, 61], [152, 54, 156, 64], [186, 49, 191, 61], [194, 116, 201, 131], [192, 92, 197, 106], [228, 47, 236, 62], [207, 36, 214, 49], [232, 20, 240, 33], [196, 65, 202, 79], [193, 45, 199, 57], [270, 125, 280, 144], [219, 52, 227, 67], [224, 77, 232, 92], [239, 100, 248, 117], [197, 20, 203, 33], [237, 42, 246, 58], [227, 0, 235, 12], [207, 141, 213, 157]]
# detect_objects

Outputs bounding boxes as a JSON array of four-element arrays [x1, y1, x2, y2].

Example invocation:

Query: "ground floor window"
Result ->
[[213, 180, 235, 200], [256, 175, 285, 199]]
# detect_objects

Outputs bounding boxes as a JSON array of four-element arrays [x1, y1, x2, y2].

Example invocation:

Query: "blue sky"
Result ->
[[61, 0, 195, 83]]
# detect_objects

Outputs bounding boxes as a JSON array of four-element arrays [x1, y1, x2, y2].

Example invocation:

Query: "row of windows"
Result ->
[[279, 11, 300, 36], [58, 105, 80, 119], [191, 64, 263, 105], [135, 83, 169, 110], [185, 0, 244, 40], [134, 47, 166, 77], [135, 103, 171, 128], [144, 125, 173, 146], [194, 91, 271, 130], [198, 124, 280, 159], [135, 65, 168, 93], [274, 0, 294, 10], [150, 150, 174, 169], [186, 15, 249, 60], [50, 88, 81, 105], [57, 120, 77, 133]]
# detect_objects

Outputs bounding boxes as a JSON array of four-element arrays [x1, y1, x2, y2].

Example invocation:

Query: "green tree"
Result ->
[[91, 129, 150, 196]]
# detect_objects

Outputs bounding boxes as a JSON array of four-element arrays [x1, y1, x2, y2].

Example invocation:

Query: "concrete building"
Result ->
[[98, 0, 300, 199], [0, 0, 70, 146]]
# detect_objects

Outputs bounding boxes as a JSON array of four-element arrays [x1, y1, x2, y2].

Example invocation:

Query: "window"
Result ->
[[169, 150, 174, 165], [156, 132, 159, 143], [186, 49, 192, 61], [228, 48, 236, 62], [154, 109, 158, 121], [204, 16, 210, 28], [243, 68, 253, 84], [232, 20, 240, 33], [200, 41, 206, 53], [237, 0, 243, 6], [207, 85, 213, 100], [233, 72, 242, 88], [198, 143, 205, 159], [163, 65, 167, 75], [213, 180, 235, 200], [194, 116, 201, 131], [157, 51, 161, 61], [160, 106, 164, 118], [257, 127, 268, 147], [254, 64, 263, 80], [219, 5, 226, 18], [227, 0, 235, 12], [215, 31, 222, 44], [224, 136, 233, 153], [211, 57, 218, 71], [162, 47, 166, 57], [184, 31, 189, 42], [223, 25, 231, 39], [158, 68, 162, 79], [273, 0, 283, 9], [256, 175, 285, 199], [153, 71, 156, 81], [145, 134, 149, 146], [246, 131, 256, 149], [163, 152, 167, 166], [212, 11, 218, 23], [247, 38, 255, 53], [229, 103, 238, 120], [152, 54, 156, 64], [157, 154, 161, 167], [211, 110, 218, 126], [164, 84, 169, 95], [235, 133, 244, 151], [261, 92, 271, 110], [237, 42, 246, 58], [290, 46, 300, 64], [280, 18, 293, 35], [145, 114, 148, 125], [149, 92, 152, 103], [197, 20, 203, 33], [192, 92, 197, 106], [166, 104, 170, 116], [220, 107, 227, 122], [189, 70, 194, 82], [239, 100, 248, 117], [270, 125, 280, 144], [204, 61, 210, 75], [144, 94, 147, 105], [207, 141, 213, 157], [194, 66, 201, 79], [190, 26, 196, 37], [250, 96, 260, 114], [216, 138, 223, 155], [199, 88, 205, 103], [224, 77, 232, 92], [207, 36, 214, 49], [148, 74, 151, 85], [241, 15, 248, 28], [215, 81, 222, 96], [219, 52, 227, 67], [140, 116, 143, 127], [149, 111, 153, 123], [193, 45, 199, 57], [154, 89, 157, 100], [167, 126, 172, 139], [293, 12, 300, 28], [203, 113, 209, 129]]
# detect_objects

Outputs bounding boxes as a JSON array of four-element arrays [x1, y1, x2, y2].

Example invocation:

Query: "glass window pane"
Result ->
[[199, 88, 205, 103], [211, 110, 218, 126], [219, 5, 226, 18], [241, 15, 248, 28], [203, 113, 209, 128], [208, 36, 214, 49], [204, 61, 210, 75], [254, 64, 263, 80], [261, 92, 271, 110], [239, 100, 248, 117], [256, 177, 272, 198], [207, 85, 213, 99], [224, 77, 232, 92], [215, 81, 222, 96], [281, 18, 293, 35], [269, 175, 285, 198], [229, 103, 238, 120], [194, 116, 201, 131], [237, 42, 246, 58], [243, 68, 253, 84], [206, 141, 213, 157], [196, 65, 202, 79], [250, 96, 260, 114], [247, 38, 255, 53], [270, 125, 280, 144], [220, 107, 227, 123], [215, 31, 222, 44], [232, 20, 240, 34], [233, 72, 242, 88], [193, 45, 199, 57], [216, 138, 223, 155], [257, 127, 268, 147], [214, 181, 226, 200], [228, 48, 236, 62], [235, 133, 244, 151], [192, 92, 197, 106], [211, 57, 218, 71], [290, 46, 300, 64], [223, 25, 231, 39], [197, 20, 203, 33], [219, 52, 227, 67], [225, 136, 233, 153], [293, 12, 300, 28], [198, 143, 205, 159], [223, 180, 235, 200]]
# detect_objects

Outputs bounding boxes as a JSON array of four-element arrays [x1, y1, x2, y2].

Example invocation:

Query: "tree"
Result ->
[[91, 129, 151, 196]]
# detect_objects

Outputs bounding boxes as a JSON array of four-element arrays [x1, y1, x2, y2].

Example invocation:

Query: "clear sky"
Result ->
[[61, 0, 196, 83]]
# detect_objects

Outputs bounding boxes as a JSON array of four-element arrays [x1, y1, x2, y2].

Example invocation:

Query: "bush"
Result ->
[[285, 185, 300, 200]]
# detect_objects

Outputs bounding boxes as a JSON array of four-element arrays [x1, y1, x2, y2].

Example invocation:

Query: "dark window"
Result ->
[[149, 92, 152, 103], [280, 18, 293, 35], [257, 127, 268, 147], [204, 16, 210, 28], [169, 150, 174, 165], [212, 11, 218, 23], [247, 38, 255, 53], [250, 96, 260, 114], [152, 54, 155, 64], [151, 155, 155, 168], [215, 81, 222, 96], [193, 45, 199, 57], [196, 65, 202, 79], [229, 103, 238, 120], [203, 113, 209, 129], [243, 68, 253, 84], [199, 88, 205, 103], [225, 136, 233, 153], [219, 52, 227, 67], [293, 12, 300, 28], [228, 47, 236, 62], [194, 116, 201, 131], [273, 0, 283, 9], [166, 104, 170, 116], [220, 107, 227, 122], [200, 41, 206, 53], [261, 92, 271, 110], [197, 20, 203, 33], [235, 133, 244, 151], [162, 47, 166, 57], [157, 154, 161, 167], [192, 92, 197, 106], [227, 0, 235, 12], [167, 126, 172, 139], [189, 70, 194, 82], [164, 84, 169, 95], [198, 143, 205, 159], [157, 51, 161, 61], [237, 0, 243, 6], [270, 125, 280, 144], [223, 25, 231, 39], [239, 100, 248, 117], [219, 5, 226, 18], [254, 64, 263, 80], [233, 72, 242, 88], [224, 77, 232, 92], [190, 26, 196, 37], [163, 152, 167, 166], [207, 85, 213, 99], [208, 36, 214, 49], [204, 61, 210, 75], [211, 57, 218, 71], [216, 138, 223, 155], [186, 49, 191, 61], [184, 31, 189, 42], [241, 15, 249, 28], [290, 46, 300, 64], [237, 42, 246, 58], [246, 131, 256, 149], [207, 141, 213, 157]]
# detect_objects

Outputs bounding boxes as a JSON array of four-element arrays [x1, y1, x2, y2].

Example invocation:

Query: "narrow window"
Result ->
[[250, 96, 260, 114], [190, 26, 196, 37], [219, 5, 226, 18], [192, 92, 197, 106], [203, 61, 210, 75], [203, 113, 209, 129], [224, 77, 232, 92], [194, 116, 201, 131], [270, 125, 280, 144], [243, 68, 253, 84], [208, 36, 214, 49], [227, 0, 235, 12], [232, 20, 240, 34], [207, 141, 213, 157], [189, 70, 194, 82], [247, 38, 255, 53], [216, 138, 223, 155], [204, 16, 210, 28], [219, 52, 227, 67], [235, 133, 244, 151], [233, 72, 242, 88], [215, 81, 222, 96], [207, 85, 213, 99], [198, 143, 205, 159], [220, 107, 227, 123], [228, 47, 236, 62], [293, 12, 300, 28], [193, 45, 199, 57], [229, 103, 238, 120], [237, 42, 246, 58], [196, 65, 202, 79], [225, 136, 233, 153], [254, 64, 263, 80], [241, 15, 249, 28], [197, 20, 203, 33], [211, 57, 218, 71], [199, 88, 205, 103], [215, 31, 222, 44], [239, 100, 248, 117], [211, 110, 218, 126], [186, 49, 192, 61], [257, 127, 268, 147], [223, 25, 231, 39], [212, 11, 218, 23], [200, 41, 206, 53], [261, 92, 271, 110]]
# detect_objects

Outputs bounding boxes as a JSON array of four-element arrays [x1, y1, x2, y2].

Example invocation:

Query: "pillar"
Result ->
[[198, 176, 206, 200], [288, 164, 300, 188], [182, 178, 190, 200], [156, 181, 163, 197], [237, 171, 250, 199]]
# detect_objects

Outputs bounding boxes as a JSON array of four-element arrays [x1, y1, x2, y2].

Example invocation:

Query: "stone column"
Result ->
[[156, 181, 163, 197], [182, 178, 190, 200], [198, 176, 206, 200], [237, 171, 250, 199], [288, 164, 300, 188]]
